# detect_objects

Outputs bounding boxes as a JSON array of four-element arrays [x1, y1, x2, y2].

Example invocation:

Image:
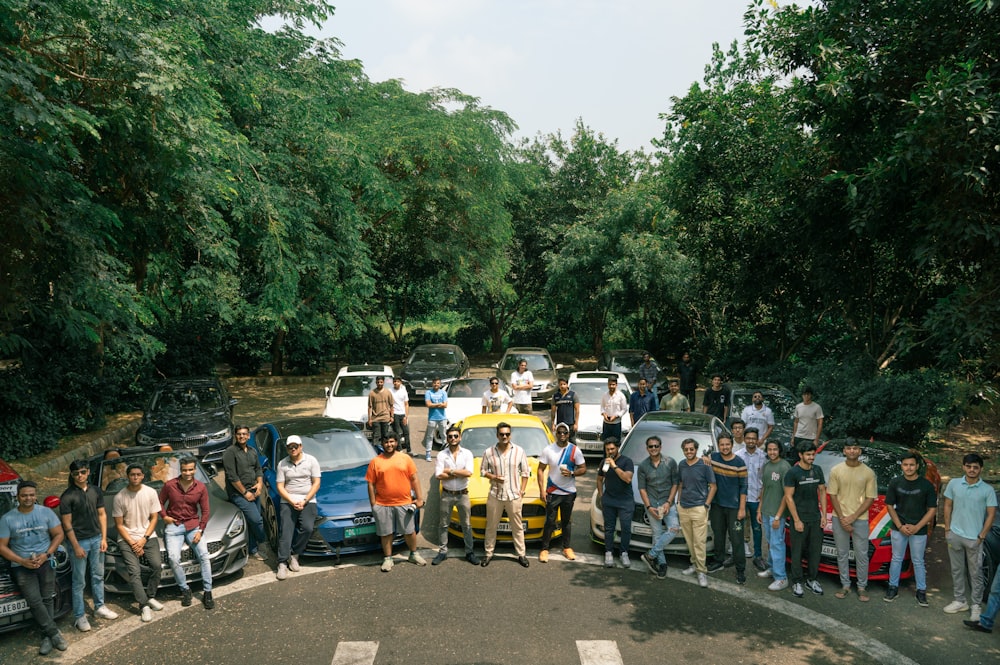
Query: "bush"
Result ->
[[0, 366, 64, 459]]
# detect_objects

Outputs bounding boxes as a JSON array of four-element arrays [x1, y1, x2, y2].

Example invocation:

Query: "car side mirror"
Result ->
[[555, 364, 564, 370], [325, 386, 331, 398], [491, 363, 499, 369], [598, 365, 607, 371]]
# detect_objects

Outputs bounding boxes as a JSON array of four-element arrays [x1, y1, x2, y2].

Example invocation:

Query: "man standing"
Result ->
[[791, 387, 824, 452], [222, 425, 269, 561], [480, 421, 531, 568], [275, 435, 322, 580], [741, 392, 775, 443], [113, 464, 164, 622], [730, 419, 746, 451], [598, 437, 635, 568], [942, 453, 997, 621], [368, 375, 394, 449], [736, 428, 768, 571], [510, 359, 534, 413], [638, 352, 659, 390], [638, 436, 679, 580], [783, 444, 827, 598], [828, 438, 877, 601], [0, 481, 68, 654], [628, 378, 658, 426], [884, 451, 937, 606], [966, 571, 1000, 634], [159, 456, 214, 608], [600, 377, 628, 441], [433, 426, 479, 565], [705, 435, 748, 584], [757, 440, 791, 590], [677, 351, 698, 410], [390, 376, 411, 453], [482, 377, 514, 414], [60, 460, 118, 632], [423, 377, 448, 462], [551, 378, 580, 438], [367, 432, 426, 572], [702, 374, 728, 421], [677, 438, 716, 588], [537, 422, 587, 563], [659, 380, 690, 412]]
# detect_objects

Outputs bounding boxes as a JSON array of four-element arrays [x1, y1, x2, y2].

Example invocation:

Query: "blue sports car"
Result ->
[[250, 417, 410, 560]]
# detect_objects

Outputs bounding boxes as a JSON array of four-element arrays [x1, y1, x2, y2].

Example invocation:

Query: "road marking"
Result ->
[[331, 641, 379, 665], [577, 640, 623, 665]]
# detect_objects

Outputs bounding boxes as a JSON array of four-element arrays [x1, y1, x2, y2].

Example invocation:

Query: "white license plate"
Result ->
[[496, 521, 512, 532], [0, 598, 29, 617], [415, 389, 426, 396], [821, 544, 854, 561], [632, 523, 652, 536], [181, 562, 202, 576]]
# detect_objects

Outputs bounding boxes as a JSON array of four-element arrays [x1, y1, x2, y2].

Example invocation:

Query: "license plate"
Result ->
[[181, 561, 203, 576], [496, 521, 511, 532], [632, 523, 652, 536], [0, 598, 29, 617], [415, 389, 426, 396], [821, 544, 854, 561], [345, 524, 377, 539]]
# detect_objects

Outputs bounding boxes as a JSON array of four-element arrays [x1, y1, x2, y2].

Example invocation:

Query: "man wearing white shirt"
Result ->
[[510, 359, 534, 411], [433, 425, 479, 565], [741, 391, 775, 443], [600, 377, 628, 440], [390, 376, 411, 453], [482, 377, 514, 414], [736, 428, 768, 571], [275, 435, 321, 581]]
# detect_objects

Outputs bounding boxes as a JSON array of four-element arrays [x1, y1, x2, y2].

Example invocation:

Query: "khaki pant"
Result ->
[[678, 504, 710, 573], [485, 495, 525, 557]]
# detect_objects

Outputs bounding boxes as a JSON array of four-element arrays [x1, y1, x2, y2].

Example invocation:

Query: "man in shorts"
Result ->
[[366, 433, 426, 571]]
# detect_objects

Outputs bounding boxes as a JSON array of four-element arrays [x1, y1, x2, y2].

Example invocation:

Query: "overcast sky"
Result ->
[[294, 0, 754, 152]]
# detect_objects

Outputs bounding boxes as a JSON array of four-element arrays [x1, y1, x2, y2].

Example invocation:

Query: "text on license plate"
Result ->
[[821, 544, 854, 561], [345, 524, 377, 539], [0, 598, 29, 617], [496, 521, 512, 532]]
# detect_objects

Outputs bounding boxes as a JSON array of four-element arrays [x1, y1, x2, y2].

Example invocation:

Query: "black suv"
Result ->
[[135, 377, 237, 463]]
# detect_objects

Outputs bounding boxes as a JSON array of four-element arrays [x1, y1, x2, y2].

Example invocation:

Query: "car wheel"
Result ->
[[262, 496, 280, 550]]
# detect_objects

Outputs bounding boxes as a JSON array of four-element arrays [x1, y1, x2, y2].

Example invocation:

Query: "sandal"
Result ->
[[834, 588, 851, 599], [858, 589, 870, 602]]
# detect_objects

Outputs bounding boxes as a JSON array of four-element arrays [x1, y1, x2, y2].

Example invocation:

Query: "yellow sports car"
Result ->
[[446, 413, 556, 542]]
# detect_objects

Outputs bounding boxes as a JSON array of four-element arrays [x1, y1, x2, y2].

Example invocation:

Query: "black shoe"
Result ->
[[480, 556, 492, 567], [707, 560, 724, 573], [641, 552, 657, 574], [736, 571, 747, 585], [517, 556, 530, 568], [964, 620, 993, 633], [752, 556, 767, 572], [884, 586, 898, 603], [203, 591, 214, 610], [432, 552, 448, 566], [465, 552, 481, 565], [722, 556, 734, 568], [657, 563, 668, 580], [181, 588, 192, 607], [915, 589, 928, 607]]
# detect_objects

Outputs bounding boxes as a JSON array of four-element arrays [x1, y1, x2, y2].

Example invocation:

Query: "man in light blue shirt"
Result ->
[[943, 453, 997, 622], [423, 377, 448, 461]]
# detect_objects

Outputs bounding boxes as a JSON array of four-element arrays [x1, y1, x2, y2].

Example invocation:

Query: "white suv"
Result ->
[[323, 364, 394, 437]]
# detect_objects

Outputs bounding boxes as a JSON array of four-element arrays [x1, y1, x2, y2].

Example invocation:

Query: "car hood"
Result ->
[[402, 363, 463, 380], [139, 411, 230, 438], [577, 404, 632, 432], [323, 396, 368, 422], [445, 398, 488, 426], [314, 466, 372, 517], [465, 457, 543, 502]]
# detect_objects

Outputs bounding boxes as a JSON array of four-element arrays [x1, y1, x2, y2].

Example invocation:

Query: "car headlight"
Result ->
[[208, 427, 232, 442], [226, 513, 245, 539], [536, 382, 549, 391]]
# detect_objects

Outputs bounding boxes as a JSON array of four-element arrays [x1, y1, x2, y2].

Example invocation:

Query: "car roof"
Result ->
[[337, 364, 394, 376], [410, 344, 461, 352], [155, 376, 224, 387], [606, 348, 648, 356], [501, 347, 550, 354], [262, 417, 359, 436], [569, 371, 628, 383], [631, 411, 721, 431]]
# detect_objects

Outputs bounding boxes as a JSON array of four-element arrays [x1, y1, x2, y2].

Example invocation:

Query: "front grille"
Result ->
[[158, 434, 210, 449], [470, 503, 546, 518]]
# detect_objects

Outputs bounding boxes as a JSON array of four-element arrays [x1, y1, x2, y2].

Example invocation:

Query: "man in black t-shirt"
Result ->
[[702, 373, 728, 420], [884, 451, 937, 605], [783, 444, 827, 598], [598, 438, 635, 569]]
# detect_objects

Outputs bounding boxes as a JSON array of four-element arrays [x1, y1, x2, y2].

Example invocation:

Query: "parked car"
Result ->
[[0, 459, 73, 634], [135, 377, 238, 464], [724, 381, 797, 444], [322, 364, 394, 438], [449, 413, 554, 543], [251, 417, 410, 559], [800, 438, 943, 582], [494, 347, 563, 406], [444, 377, 516, 424], [598, 349, 667, 397], [589, 411, 728, 554], [89, 448, 248, 594], [982, 487, 1000, 604], [399, 344, 471, 399], [567, 371, 633, 454]]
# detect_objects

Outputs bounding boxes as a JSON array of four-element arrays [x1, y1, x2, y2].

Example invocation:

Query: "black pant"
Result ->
[[540, 492, 576, 550], [710, 503, 745, 573], [371, 421, 392, 448], [12, 564, 58, 637], [789, 519, 823, 583], [392, 414, 410, 451]]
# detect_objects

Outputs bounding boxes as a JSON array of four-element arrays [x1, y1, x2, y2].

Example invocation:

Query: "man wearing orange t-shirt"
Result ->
[[366, 433, 426, 572]]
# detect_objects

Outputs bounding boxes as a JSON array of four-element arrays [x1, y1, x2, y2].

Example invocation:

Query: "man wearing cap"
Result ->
[[113, 464, 164, 622], [367, 433, 426, 571], [551, 378, 579, 439], [390, 376, 411, 453], [482, 377, 514, 414], [0, 481, 69, 654], [537, 422, 587, 563], [222, 425, 269, 561], [433, 425, 479, 565], [160, 456, 214, 609], [275, 435, 321, 581]]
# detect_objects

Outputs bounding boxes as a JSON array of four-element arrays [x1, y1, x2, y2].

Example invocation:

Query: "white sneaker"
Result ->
[[620, 552, 631, 568], [141, 606, 153, 622], [75, 616, 91, 632], [682, 565, 696, 576], [381, 556, 394, 572], [288, 554, 300, 572], [971, 604, 982, 622], [943, 600, 970, 614], [806, 579, 824, 595], [757, 567, 773, 578], [768, 578, 789, 591], [95, 605, 119, 620], [276, 562, 288, 580], [697, 573, 708, 588], [408, 551, 427, 566], [744, 542, 753, 557], [147, 598, 164, 611], [604, 552, 614, 568]]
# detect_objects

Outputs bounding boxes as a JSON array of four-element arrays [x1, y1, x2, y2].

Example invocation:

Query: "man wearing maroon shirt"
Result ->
[[159, 457, 214, 609]]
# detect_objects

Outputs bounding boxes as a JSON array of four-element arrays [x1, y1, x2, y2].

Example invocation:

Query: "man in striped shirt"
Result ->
[[480, 421, 531, 568]]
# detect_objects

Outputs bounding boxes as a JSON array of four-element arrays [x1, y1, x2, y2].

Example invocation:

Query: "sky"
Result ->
[[295, 0, 756, 152]]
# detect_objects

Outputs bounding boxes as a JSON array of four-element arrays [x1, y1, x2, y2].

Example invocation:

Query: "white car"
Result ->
[[444, 378, 518, 424], [568, 371, 632, 453], [322, 364, 394, 438]]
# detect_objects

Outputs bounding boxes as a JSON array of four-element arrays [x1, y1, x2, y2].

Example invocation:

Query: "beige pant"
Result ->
[[485, 495, 525, 557], [678, 504, 710, 573]]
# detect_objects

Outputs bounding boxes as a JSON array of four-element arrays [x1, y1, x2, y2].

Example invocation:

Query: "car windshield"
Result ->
[[814, 443, 919, 494], [447, 379, 493, 398], [152, 386, 224, 413], [731, 389, 796, 421], [570, 382, 630, 403], [97, 452, 211, 494], [408, 350, 456, 365], [331, 376, 383, 397], [288, 430, 375, 472], [609, 355, 647, 372], [619, 423, 715, 467], [459, 426, 550, 457], [500, 353, 552, 372]]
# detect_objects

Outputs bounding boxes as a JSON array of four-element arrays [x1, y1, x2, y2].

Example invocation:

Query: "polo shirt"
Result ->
[[59, 483, 104, 540], [277, 453, 321, 504], [944, 476, 997, 539], [636, 456, 678, 506], [552, 389, 579, 425]]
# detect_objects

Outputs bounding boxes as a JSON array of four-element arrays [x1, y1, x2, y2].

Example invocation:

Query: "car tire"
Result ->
[[262, 497, 280, 551]]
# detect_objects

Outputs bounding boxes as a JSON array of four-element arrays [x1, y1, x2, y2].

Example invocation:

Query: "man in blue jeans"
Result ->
[[884, 450, 937, 606], [757, 440, 791, 591], [60, 460, 119, 632], [598, 437, 635, 568], [966, 568, 1000, 633], [638, 435, 679, 579], [424, 378, 449, 462], [160, 456, 214, 609], [222, 425, 269, 561]]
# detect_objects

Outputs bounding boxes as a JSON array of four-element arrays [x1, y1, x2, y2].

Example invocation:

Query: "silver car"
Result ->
[[494, 346, 563, 406]]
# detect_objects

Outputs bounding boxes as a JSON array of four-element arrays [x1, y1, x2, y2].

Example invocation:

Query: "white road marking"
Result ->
[[331, 641, 379, 665], [577, 640, 624, 665]]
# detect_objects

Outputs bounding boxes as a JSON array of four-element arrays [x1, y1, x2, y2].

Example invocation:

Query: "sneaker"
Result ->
[[39, 636, 53, 655], [944, 600, 970, 614], [971, 604, 981, 622], [141, 605, 153, 622], [181, 587, 192, 607], [51, 631, 68, 651], [707, 560, 724, 573], [806, 579, 824, 595], [641, 552, 658, 574], [964, 619, 993, 633], [682, 566, 696, 576], [757, 567, 773, 578], [288, 554, 300, 572], [465, 552, 481, 565], [432, 551, 448, 565], [736, 571, 746, 585], [425, 455, 432, 462], [381, 556, 394, 572], [722, 556, 735, 568], [75, 615, 92, 632], [604, 552, 614, 568], [697, 572, 708, 588], [768, 578, 789, 591], [538, 550, 549, 563], [203, 591, 215, 610], [884, 586, 898, 602], [276, 562, 288, 580], [792, 582, 805, 598], [657, 563, 668, 580], [95, 605, 119, 620], [620, 552, 631, 568], [916, 590, 928, 607], [147, 598, 164, 611], [408, 551, 427, 566], [252, 550, 267, 561], [752, 556, 768, 572], [562, 548, 576, 561]]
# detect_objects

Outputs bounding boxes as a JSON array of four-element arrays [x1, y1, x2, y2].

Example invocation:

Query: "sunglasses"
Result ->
[[498, 432, 511, 437], [286, 444, 301, 449], [646, 444, 660, 449], [72, 469, 89, 476], [446, 434, 460, 440]]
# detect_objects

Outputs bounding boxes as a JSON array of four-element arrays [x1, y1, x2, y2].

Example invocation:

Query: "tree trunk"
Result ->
[[270, 329, 286, 376]]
